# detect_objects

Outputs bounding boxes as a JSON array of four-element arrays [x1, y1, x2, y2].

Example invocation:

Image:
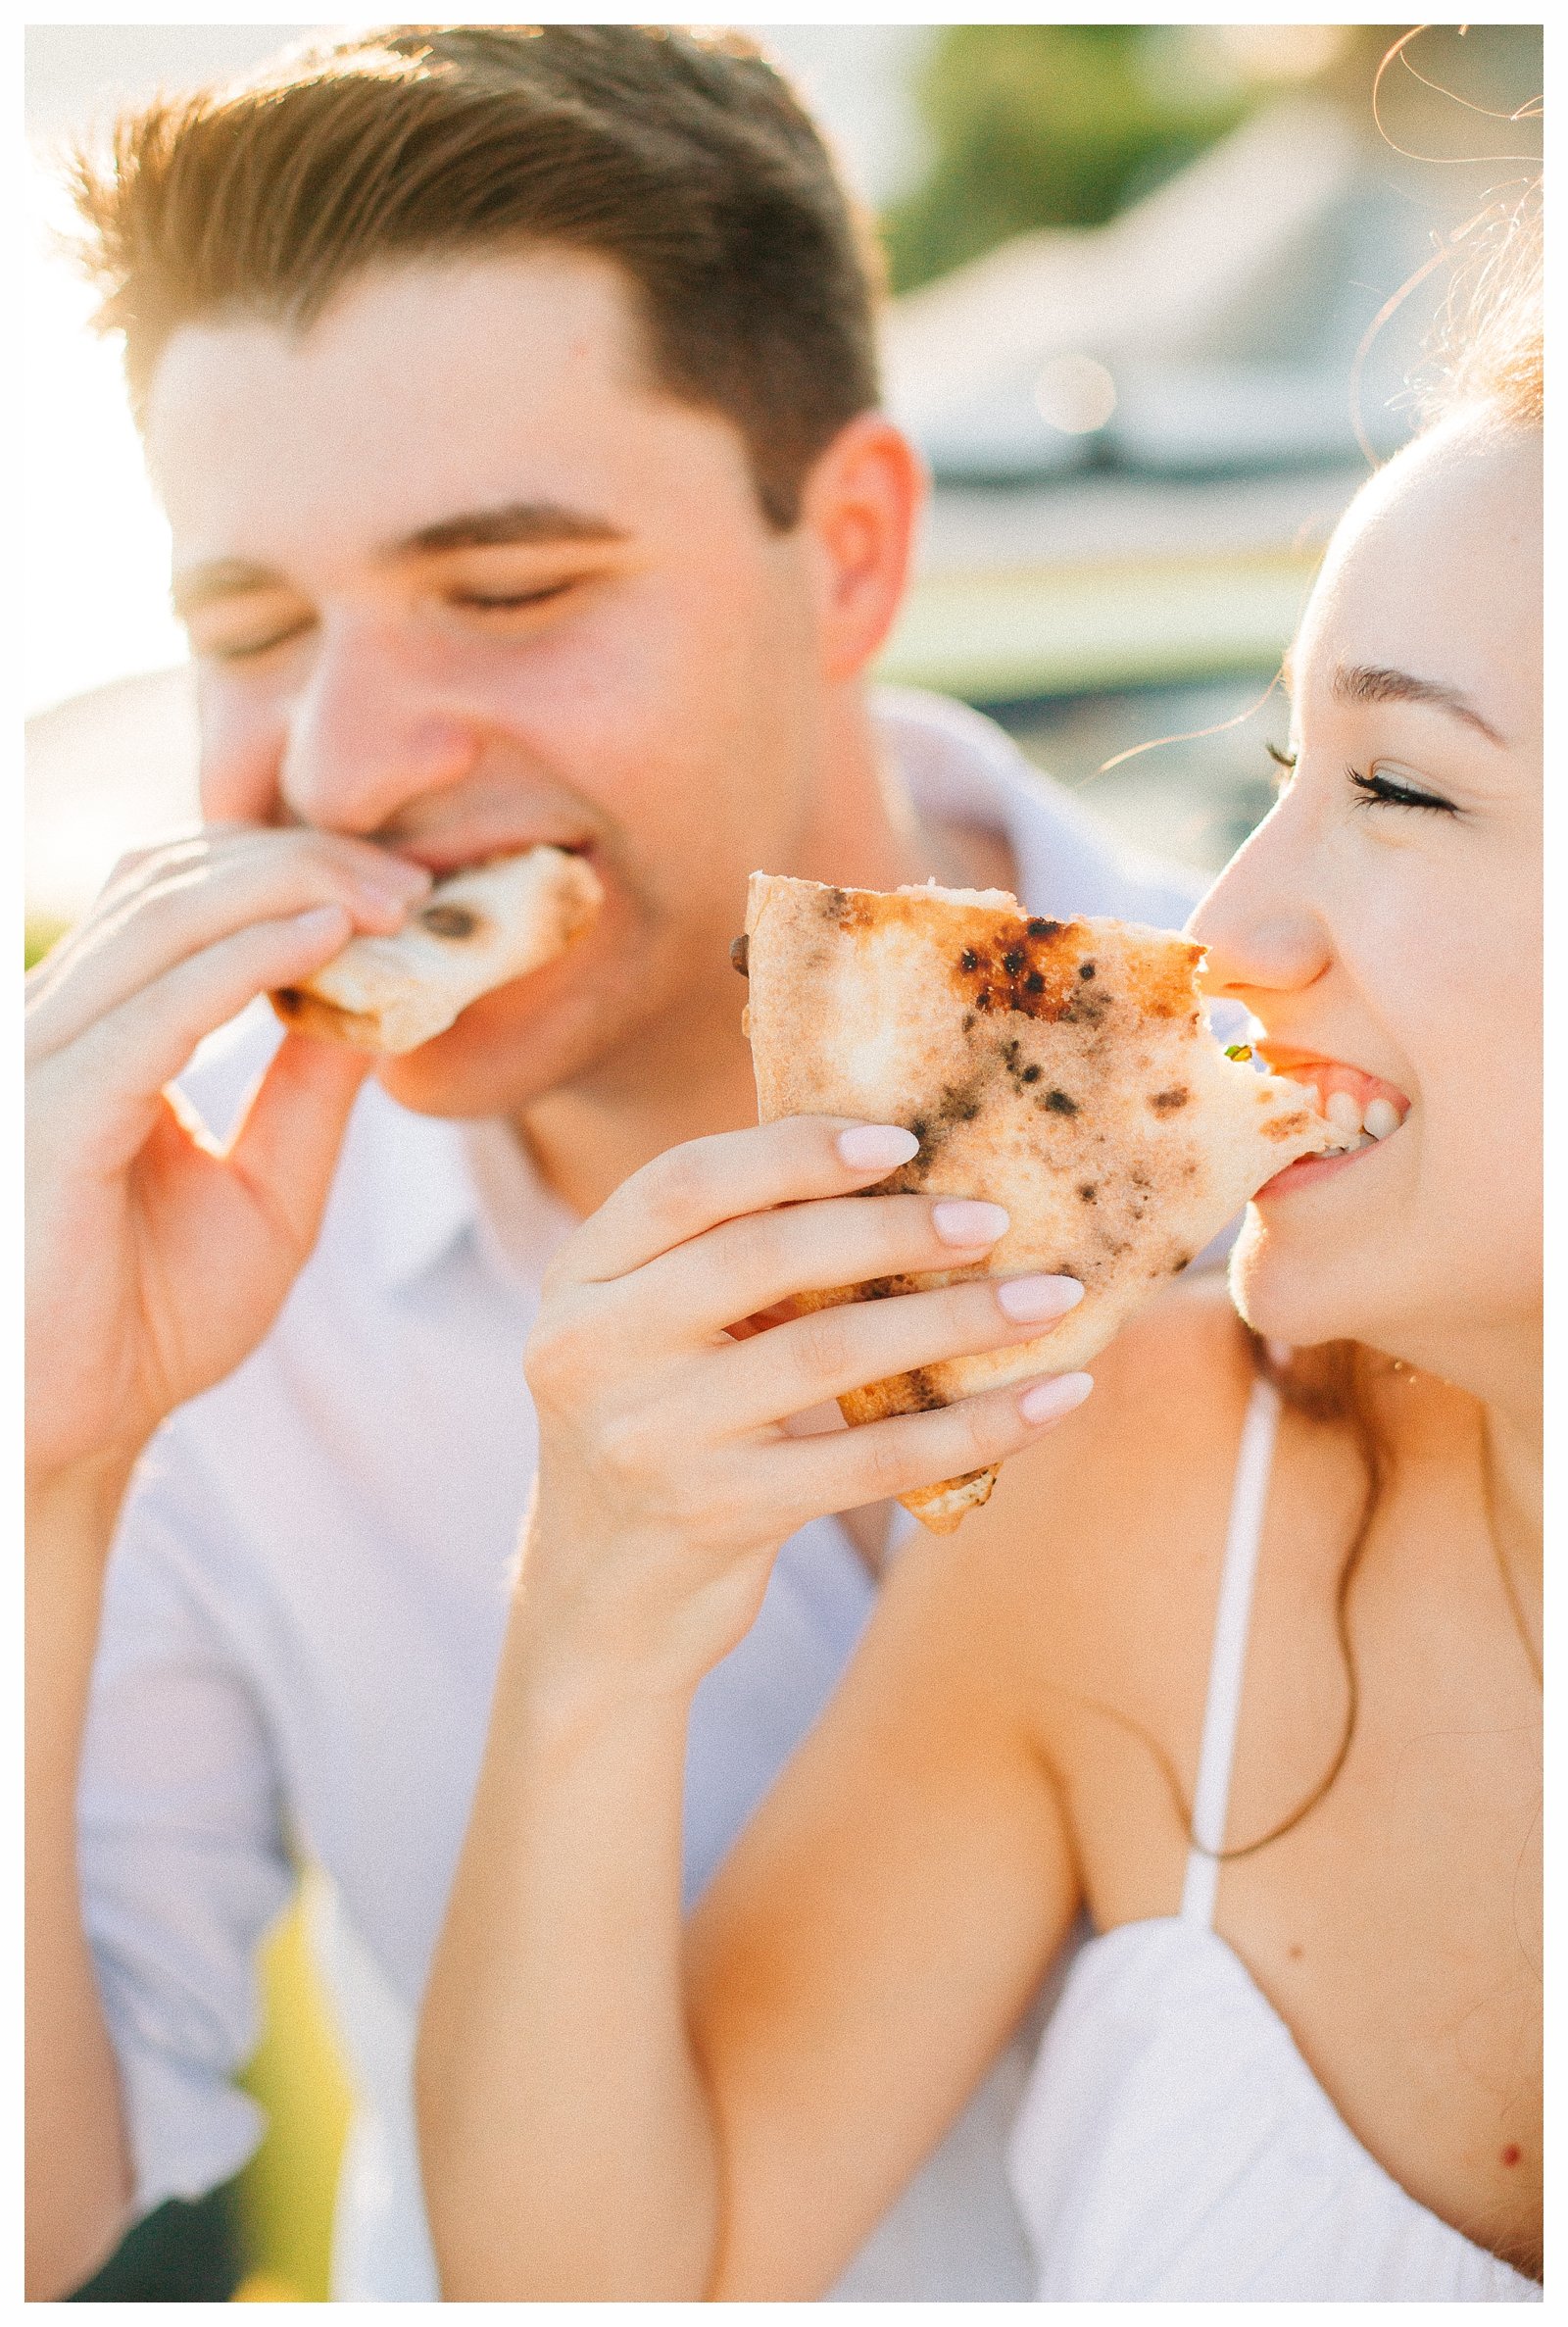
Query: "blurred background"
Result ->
[[25, 20, 1543, 2300]]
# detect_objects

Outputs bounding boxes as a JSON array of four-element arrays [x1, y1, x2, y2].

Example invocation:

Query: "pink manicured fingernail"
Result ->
[[837, 1124, 920, 1170], [1018, 1372, 1095, 1424], [996, 1274, 1084, 1323], [293, 904, 351, 938], [932, 1198, 1009, 1246]]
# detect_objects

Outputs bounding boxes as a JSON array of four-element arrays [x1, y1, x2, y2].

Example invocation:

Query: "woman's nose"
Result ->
[[278, 617, 480, 835], [1188, 799, 1332, 1003]]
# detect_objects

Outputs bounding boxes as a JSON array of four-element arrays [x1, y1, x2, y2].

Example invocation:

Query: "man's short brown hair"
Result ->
[[69, 24, 885, 526]]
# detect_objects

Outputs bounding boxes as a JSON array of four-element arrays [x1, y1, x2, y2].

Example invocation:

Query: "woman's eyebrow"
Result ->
[[1331, 662, 1507, 746]]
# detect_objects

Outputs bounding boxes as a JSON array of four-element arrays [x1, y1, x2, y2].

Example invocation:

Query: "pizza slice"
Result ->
[[740, 872, 1342, 1532], [272, 845, 603, 1054]]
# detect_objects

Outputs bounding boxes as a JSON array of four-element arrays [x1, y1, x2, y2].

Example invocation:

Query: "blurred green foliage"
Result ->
[[882, 25, 1248, 293], [26, 917, 67, 970]]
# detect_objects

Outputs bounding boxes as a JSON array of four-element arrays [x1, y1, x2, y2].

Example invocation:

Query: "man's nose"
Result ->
[[1188, 795, 1331, 1003], [278, 616, 481, 835]]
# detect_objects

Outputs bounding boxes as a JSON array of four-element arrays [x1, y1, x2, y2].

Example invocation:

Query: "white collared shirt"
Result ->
[[78, 688, 1200, 2300]]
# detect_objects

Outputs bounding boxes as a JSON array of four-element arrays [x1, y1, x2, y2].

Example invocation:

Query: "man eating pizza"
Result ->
[[24, 26, 1198, 2301]]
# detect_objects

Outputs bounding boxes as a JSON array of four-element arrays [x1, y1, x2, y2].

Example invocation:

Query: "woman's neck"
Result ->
[[1372, 1312, 1542, 1659], [1373, 1310, 1540, 1471]]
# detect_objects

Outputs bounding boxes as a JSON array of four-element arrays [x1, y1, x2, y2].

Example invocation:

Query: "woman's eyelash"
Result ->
[[1264, 744, 1457, 817], [1347, 765, 1457, 816]]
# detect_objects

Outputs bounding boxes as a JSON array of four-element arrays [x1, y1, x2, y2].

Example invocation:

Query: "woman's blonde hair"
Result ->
[[1416, 184, 1544, 430]]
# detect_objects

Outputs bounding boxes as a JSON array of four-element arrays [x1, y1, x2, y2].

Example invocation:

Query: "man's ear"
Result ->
[[797, 414, 927, 685]]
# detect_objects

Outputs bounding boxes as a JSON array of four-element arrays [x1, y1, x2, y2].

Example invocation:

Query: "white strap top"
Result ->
[[1004, 1374, 1542, 2302], [1178, 1371, 1281, 1929]]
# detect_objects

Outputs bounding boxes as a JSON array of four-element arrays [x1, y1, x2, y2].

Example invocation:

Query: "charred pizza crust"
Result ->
[[742, 873, 1341, 1532]]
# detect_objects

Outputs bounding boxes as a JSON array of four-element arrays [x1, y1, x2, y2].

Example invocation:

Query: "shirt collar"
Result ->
[[358, 1081, 579, 1295], [358, 1081, 482, 1292]]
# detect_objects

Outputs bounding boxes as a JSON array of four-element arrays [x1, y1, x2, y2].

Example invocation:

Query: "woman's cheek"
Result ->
[[1386, 943, 1539, 1300]]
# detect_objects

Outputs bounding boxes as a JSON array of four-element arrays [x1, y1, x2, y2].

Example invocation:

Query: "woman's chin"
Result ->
[[1225, 1212, 1366, 1351]]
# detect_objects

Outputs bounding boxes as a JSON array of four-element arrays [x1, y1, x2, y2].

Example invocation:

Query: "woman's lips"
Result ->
[[1258, 1142, 1386, 1198], [1255, 1049, 1412, 1197]]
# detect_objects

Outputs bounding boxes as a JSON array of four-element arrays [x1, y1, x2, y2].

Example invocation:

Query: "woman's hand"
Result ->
[[423, 1114, 1090, 2295], [516, 1114, 1092, 1702], [25, 825, 433, 1500]]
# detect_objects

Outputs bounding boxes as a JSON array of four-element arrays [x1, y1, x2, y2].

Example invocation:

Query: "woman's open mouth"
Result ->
[[1255, 1052, 1411, 1198]]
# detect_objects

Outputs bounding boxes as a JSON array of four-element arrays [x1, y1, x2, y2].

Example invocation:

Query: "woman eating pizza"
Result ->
[[415, 213, 1543, 2300]]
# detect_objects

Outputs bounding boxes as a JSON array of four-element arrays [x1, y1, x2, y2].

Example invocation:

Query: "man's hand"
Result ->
[[25, 825, 432, 1496], [24, 823, 433, 2294], [515, 1115, 1092, 1705]]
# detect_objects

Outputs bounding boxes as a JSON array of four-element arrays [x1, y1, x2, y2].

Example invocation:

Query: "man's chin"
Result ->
[[368, 973, 631, 1120], [371, 1032, 544, 1121], [360, 981, 539, 1116]]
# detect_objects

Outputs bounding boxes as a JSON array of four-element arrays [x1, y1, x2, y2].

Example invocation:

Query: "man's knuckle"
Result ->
[[310, 839, 380, 893], [104, 842, 168, 889], [117, 873, 179, 935]]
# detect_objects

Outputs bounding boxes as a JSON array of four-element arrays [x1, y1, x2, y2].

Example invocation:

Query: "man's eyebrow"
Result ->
[[393, 501, 629, 556], [170, 503, 629, 618], [171, 559, 284, 619], [1331, 662, 1506, 746]]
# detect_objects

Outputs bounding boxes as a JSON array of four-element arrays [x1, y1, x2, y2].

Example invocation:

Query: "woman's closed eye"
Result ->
[[1263, 745, 1458, 818], [1347, 762, 1459, 817]]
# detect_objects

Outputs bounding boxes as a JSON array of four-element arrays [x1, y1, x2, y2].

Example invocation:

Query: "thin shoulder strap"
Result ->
[[1179, 1370, 1284, 1927]]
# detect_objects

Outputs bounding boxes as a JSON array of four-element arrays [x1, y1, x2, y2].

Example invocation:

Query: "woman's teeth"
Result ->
[[1322, 1089, 1401, 1149]]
